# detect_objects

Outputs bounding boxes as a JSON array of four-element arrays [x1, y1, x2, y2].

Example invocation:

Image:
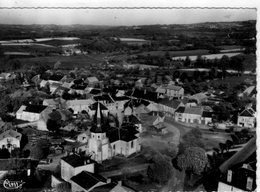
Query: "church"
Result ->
[[87, 102, 141, 163]]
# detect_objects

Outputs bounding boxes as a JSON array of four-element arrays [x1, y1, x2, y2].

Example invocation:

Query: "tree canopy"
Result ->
[[177, 147, 208, 175]]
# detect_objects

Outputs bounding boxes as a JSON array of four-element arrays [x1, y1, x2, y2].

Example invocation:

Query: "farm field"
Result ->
[[209, 75, 256, 88], [18, 54, 108, 69], [135, 49, 210, 57]]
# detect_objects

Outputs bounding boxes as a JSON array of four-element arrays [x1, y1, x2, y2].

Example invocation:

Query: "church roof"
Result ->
[[90, 102, 107, 133]]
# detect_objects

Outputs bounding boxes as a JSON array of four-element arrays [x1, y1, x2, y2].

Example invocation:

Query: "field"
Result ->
[[17, 54, 108, 69], [135, 49, 210, 57], [209, 75, 256, 88]]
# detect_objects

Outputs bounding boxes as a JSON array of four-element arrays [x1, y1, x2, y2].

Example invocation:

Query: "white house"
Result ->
[[0, 129, 22, 152], [175, 106, 212, 125], [165, 85, 184, 99], [16, 104, 49, 122], [61, 154, 96, 182], [66, 99, 95, 114], [237, 107, 256, 128]]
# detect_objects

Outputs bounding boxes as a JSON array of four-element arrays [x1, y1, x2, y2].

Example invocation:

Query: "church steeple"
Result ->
[[90, 102, 106, 133]]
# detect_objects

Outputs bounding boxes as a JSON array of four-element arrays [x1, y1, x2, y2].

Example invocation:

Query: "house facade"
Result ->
[[61, 154, 95, 182], [16, 104, 49, 122], [0, 129, 22, 152], [237, 107, 256, 128]]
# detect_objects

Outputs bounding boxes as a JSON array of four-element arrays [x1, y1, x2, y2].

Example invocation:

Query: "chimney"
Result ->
[[246, 177, 253, 190], [227, 170, 232, 182]]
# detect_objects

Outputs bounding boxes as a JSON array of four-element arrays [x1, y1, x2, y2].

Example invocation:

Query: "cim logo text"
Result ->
[[3, 179, 25, 190]]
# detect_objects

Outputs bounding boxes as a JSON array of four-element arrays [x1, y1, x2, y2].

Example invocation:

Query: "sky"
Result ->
[[0, 0, 257, 25]]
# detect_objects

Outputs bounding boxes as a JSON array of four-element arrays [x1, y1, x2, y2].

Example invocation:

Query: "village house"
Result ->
[[158, 99, 184, 117], [70, 170, 107, 192], [237, 106, 256, 128], [61, 153, 96, 182], [86, 76, 99, 87], [189, 92, 208, 104], [43, 98, 66, 109], [217, 164, 256, 192], [0, 129, 22, 152], [66, 99, 95, 114], [175, 106, 212, 125], [165, 85, 184, 99], [16, 104, 50, 122]]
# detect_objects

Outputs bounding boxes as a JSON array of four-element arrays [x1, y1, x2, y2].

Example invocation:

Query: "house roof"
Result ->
[[190, 92, 208, 102], [90, 182, 117, 192], [89, 88, 102, 95], [23, 104, 47, 113], [87, 77, 99, 83], [0, 129, 22, 141], [66, 99, 94, 107], [71, 171, 106, 191], [61, 154, 95, 168], [184, 106, 203, 115], [175, 106, 185, 113], [239, 108, 256, 117], [166, 85, 183, 91], [156, 87, 166, 94], [159, 99, 182, 109], [123, 115, 141, 124], [94, 94, 114, 103], [107, 127, 138, 143]]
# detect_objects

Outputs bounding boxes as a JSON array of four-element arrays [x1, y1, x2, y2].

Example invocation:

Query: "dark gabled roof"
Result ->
[[89, 102, 108, 111], [175, 106, 185, 113], [159, 99, 182, 109], [61, 154, 95, 168], [94, 94, 114, 103], [71, 84, 87, 90], [107, 127, 137, 143], [90, 182, 117, 192], [89, 88, 102, 95], [71, 171, 107, 191], [111, 95, 130, 101], [24, 104, 47, 113], [123, 115, 141, 124], [131, 89, 160, 102], [239, 108, 255, 117]]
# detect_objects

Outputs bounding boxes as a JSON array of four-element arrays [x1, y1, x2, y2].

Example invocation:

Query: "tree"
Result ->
[[179, 129, 205, 153], [147, 152, 174, 184], [184, 56, 191, 67], [220, 55, 229, 79], [177, 147, 208, 175], [0, 148, 10, 159]]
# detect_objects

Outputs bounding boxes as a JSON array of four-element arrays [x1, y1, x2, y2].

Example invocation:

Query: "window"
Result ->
[[113, 145, 115, 150], [131, 141, 134, 148], [98, 135, 100, 139]]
